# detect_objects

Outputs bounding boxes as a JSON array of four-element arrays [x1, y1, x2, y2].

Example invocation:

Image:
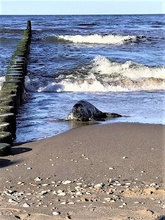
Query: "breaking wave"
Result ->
[[26, 56, 165, 93], [57, 34, 146, 45]]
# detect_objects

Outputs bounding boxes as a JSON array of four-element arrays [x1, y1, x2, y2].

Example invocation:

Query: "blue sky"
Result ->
[[0, 0, 164, 15]]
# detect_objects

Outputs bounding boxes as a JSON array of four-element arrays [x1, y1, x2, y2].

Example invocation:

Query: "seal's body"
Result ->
[[67, 100, 122, 121]]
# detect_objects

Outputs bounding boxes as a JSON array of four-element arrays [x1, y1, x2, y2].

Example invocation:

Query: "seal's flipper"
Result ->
[[106, 112, 122, 118]]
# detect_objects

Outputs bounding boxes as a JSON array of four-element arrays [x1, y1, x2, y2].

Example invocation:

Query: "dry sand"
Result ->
[[0, 122, 165, 220]]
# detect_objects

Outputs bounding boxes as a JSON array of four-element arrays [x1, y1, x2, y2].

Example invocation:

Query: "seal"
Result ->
[[66, 100, 122, 121]]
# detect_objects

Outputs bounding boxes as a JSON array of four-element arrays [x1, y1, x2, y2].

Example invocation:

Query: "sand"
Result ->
[[0, 122, 165, 220]]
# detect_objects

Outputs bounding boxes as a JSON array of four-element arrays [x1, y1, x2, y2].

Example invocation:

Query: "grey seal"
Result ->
[[66, 100, 122, 121]]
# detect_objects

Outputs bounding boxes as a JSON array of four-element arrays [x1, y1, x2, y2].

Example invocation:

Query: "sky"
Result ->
[[0, 0, 164, 15]]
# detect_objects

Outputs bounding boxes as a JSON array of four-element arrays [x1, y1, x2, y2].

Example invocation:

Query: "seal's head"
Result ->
[[67, 103, 91, 121]]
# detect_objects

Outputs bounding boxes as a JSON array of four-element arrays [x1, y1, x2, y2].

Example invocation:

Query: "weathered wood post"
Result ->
[[0, 20, 32, 156], [27, 20, 32, 38]]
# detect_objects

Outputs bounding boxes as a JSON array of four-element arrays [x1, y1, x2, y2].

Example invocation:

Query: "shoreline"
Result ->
[[15, 118, 165, 145], [0, 122, 165, 219]]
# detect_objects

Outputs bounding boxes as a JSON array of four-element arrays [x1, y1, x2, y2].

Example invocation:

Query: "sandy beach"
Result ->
[[0, 122, 165, 220]]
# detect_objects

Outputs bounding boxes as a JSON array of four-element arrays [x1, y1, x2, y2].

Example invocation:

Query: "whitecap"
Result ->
[[57, 34, 138, 45]]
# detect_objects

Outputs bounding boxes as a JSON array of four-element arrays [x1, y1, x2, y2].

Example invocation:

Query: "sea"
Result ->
[[0, 14, 165, 143]]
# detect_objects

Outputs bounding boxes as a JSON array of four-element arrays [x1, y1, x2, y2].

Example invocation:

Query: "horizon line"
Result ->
[[1, 13, 164, 16]]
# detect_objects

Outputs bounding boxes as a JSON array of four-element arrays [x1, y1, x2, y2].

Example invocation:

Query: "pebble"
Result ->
[[94, 183, 103, 189], [61, 201, 67, 204], [68, 201, 74, 205], [134, 201, 139, 204], [104, 198, 111, 202], [34, 177, 42, 182], [6, 180, 11, 183], [76, 182, 82, 186], [58, 190, 66, 196], [42, 183, 49, 186], [122, 156, 128, 159], [40, 191, 48, 195], [17, 181, 24, 185], [116, 183, 121, 186], [125, 182, 131, 186], [52, 211, 60, 216], [5, 190, 15, 195], [1, 176, 163, 217], [26, 193, 32, 196], [8, 198, 17, 203], [150, 182, 156, 186], [23, 202, 30, 208], [75, 191, 82, 196], [62, 180, 72, 185]]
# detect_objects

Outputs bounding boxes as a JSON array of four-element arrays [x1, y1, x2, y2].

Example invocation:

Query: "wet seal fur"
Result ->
[[66, 100, 122, 121]]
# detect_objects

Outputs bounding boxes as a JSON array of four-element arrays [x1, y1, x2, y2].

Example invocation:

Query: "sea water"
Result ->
[[0, 15, 165, 143]]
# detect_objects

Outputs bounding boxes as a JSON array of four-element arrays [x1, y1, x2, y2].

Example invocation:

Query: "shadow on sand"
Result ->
[[0, 147, 32, 168], [0, 158, 20, 168], [11, 147, 32, 155]]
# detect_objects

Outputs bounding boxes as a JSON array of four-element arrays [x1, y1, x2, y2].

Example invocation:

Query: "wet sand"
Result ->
[[0, 123, 165, 220]]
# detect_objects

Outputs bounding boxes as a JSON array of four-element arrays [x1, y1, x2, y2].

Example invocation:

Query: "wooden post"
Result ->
[[0, 20, 32, 154]]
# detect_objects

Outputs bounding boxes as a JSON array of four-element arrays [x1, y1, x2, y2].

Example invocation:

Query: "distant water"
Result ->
[[0, 15, 165, 143]]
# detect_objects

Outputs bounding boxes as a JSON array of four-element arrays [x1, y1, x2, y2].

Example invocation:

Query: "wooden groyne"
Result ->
[[0, 21, 32, 156]]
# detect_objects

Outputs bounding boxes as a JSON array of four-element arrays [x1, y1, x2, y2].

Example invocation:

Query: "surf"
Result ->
[[25, 55, 165, 93], [56, 34, 146, 45]]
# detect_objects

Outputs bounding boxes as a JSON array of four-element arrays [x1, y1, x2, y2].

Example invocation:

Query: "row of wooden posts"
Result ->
[[0, 21, 32, 156]]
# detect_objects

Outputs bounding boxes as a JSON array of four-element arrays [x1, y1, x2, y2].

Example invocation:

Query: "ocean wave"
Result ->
[[57, 34, 146, 45], [26, 56, 165, 93], [90, 56, 165, 80], [38, 77, 165, 93], [0, 28, 24, 34], [43, 36, 68, 43]]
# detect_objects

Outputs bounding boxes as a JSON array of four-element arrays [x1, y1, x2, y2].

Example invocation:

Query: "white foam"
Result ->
[[91, 55, 165, 80], [24, 76, 36, 92], [58, 56, 165, 92], [58, 34, 137, 45], [59, 79, 107, 92], [37, 77, 165, 93], [38, 82, 64, 92], [0, 76, 5, 90], [29, 55, 165, 93]]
